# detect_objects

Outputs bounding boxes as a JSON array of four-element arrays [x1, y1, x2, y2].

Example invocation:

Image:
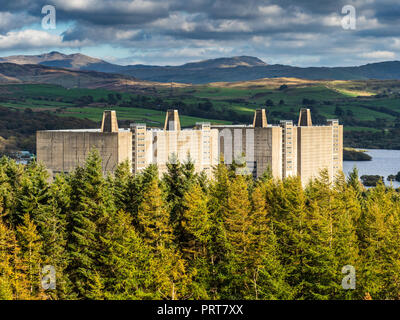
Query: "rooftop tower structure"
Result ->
[[298, 108, 312, 126], [164, 109, 181, 131], [101, 110, 119, 133], [253, 109, 268, 128]]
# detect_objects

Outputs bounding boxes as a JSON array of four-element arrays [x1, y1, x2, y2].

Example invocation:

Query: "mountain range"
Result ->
[[2, 51, 400, 84]]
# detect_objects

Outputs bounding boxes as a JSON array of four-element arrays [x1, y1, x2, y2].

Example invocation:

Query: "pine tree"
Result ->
[[113, 160, 133, 213], [15, 160, 49, 225], [138, 173, 192, 300], [257, 228, 293, 300], [163, 154, 198, 243], [150, 245, 191, 300], [0, 219, 30, 300], [220, 174, 252, 298], [0, 157, 25, 226], [99, 210, 154, 299], [67, 149, 115, 298], [264, 176, 308, 298], [137, 177, 172, 248], [332, 172, 361, 299], [206, 156, 231, 299], [358, 183, 400, 299], [347, 166, 364, 198], [130, 164, 159, 226], [181, 183, 211, 298], [181, 183, 210, 258], [16, 213, 43, 298], [302, 171, 340, 299], [35, 174, 72, 299]]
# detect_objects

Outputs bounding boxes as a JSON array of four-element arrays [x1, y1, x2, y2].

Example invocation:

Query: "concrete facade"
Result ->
[[212, 108, 343, 184], [131, 113, 219, 177], [36, 110, 132, 175], [211, 124, 283, 179], [36, 108, 343, 185]]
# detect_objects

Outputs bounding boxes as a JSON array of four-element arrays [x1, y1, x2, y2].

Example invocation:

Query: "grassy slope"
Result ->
[[1, 78, 400, 131], [0, 84, 231, 127]]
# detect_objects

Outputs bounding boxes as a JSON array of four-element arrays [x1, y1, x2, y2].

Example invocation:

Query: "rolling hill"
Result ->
[[0, 62, 179, 90], [2, 54, 400, 152], [3, 52, 400, 83]]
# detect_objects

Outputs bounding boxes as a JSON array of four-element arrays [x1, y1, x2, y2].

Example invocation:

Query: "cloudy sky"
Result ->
[[0, 0, 399, 66]]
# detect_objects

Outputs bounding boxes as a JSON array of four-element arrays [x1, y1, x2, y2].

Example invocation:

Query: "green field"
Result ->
[[2, 82, 400, 123], [1, 81, 400, 149], [0, 84, 232, 127]]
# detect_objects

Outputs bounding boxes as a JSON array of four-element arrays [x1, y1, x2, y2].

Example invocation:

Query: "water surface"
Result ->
[[343, 149, 400, 188]]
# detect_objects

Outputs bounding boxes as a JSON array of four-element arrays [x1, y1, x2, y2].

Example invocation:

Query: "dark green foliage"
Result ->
[[343, 149, 372, 161], [360, 175, 384, 187], [1, 154, 400, 300]]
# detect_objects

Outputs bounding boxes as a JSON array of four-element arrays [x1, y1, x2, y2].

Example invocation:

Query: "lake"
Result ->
[[343, 149, 400, 188]]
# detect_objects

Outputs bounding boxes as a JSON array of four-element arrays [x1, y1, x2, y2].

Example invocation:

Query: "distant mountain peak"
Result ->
[[0, 51, 105, 69], [182, 56, 267, 69], [2, 51, 400, 83]]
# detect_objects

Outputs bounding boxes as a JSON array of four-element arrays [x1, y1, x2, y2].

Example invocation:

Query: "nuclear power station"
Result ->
[[36, 108, 343, 184]]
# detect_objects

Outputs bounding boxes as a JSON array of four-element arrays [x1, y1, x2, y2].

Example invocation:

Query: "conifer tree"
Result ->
[[67, 149, 115, 298], [206, 156, 231, 299], [16, 214, 43, 298], [163, 154, 198, 243], [128, 164, 159, 227], [246, 182, 290, 299], [35, 174, 72, 299], [264, 176, 308, 298], [257, 228, 293, 300], [15, 161, 49, 225], [358, 183, 400, 299], [98, 210, 155, 299], [332, 172, 361, 299], [113, 160, 133, 213], [181, 183, 211, 298], [0, 219, 30, 300], [0, 157, 25, 226], [302, 171, 340, 299], [138, 177, 172, 247], [138, 173, 192, 300], [220, 174, 252, 298], [347, 166, 364, 198]]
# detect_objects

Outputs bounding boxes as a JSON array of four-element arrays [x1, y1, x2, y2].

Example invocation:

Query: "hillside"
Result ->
[[1, 60, 400, 152], [1, 76, 400, 153], [0, 51, 111, 70], [3, 52, 400, 83], [0, 62, 177, 91]]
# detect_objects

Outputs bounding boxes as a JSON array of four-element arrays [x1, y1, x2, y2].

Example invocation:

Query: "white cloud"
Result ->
[[53, 0, 167, 14], [322, 14, 342, 27], [0, 29, 88, 50], [258, 5, 283, 16], [359, 51, 396, 59], [52, 0, 100, 11]]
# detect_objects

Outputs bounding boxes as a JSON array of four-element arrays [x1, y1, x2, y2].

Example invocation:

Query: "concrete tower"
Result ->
[[164, 109, 181, 131], [253, 109, 268, 128], [298, 108, 312, 126], [101, 110, 119, 133]]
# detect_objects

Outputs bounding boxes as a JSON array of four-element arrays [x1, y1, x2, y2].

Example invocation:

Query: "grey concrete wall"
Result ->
[[37, 130, 132, 175]]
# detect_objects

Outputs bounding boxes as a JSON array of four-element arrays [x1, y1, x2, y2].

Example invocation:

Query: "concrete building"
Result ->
[[36, 110, 132, 175], [37, 109, 219, 178], [36, 108, 343, 185], [211, 109, 283, 179], [131, 110, 219, 177], [212, 108, 343, 184]]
